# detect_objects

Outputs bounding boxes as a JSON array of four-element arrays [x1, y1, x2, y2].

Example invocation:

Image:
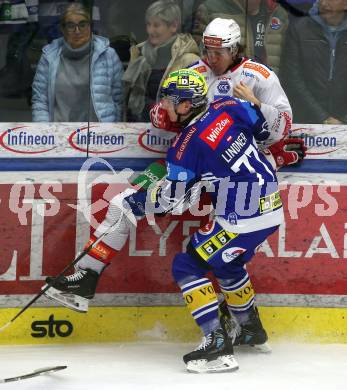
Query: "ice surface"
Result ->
[[0, 342, 346, 390]]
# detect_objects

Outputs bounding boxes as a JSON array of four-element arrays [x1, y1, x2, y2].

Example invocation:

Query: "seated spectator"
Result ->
[[192, 0, 289, 74], [281, 0, 347, 124], [122, 0, 200, 122], [32, 3, 123, 122]]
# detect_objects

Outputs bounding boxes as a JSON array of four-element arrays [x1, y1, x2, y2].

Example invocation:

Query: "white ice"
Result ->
[[0, 342, 346, 390]]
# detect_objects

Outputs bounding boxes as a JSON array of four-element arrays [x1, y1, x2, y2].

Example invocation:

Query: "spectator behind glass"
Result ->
[[275, 0, 315, 20], [122, 0, 200, 122], [0, 0, 102, 100], [281, 0, 347, 124], [31, 3, 123, 122], [192, 0, 289, 74]]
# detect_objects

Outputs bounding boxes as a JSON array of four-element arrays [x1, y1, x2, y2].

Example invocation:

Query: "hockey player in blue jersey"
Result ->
[[122, 68, 284, 372], [44, 68, 289, 372]]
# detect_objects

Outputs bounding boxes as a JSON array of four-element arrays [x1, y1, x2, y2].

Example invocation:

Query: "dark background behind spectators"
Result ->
[[2, 0, 345, 125]]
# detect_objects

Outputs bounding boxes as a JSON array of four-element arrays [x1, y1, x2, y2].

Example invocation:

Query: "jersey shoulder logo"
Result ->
[[199, 112, 234, 150], [243, 62, 270, 79], [194, 65, 207, 74]]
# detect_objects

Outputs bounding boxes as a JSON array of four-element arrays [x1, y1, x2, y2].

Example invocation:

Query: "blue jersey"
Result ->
[[161, 97, 284, 233]]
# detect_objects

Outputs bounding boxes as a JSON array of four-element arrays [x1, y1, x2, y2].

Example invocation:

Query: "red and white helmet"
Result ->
[[203, 18, 241, 51]]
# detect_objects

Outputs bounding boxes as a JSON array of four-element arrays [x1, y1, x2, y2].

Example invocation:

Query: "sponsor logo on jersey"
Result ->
[[270, 111, 291, 137], [172, 132, 183, 148], [228, 212, 238, 225], [200, 240, 219, 257], [176, 126, 198, 160], [282, 111, 292, 136], [259, 191, 282, 213], [270, 17, 281, 30], [199, 112, 234, 150], [217, 80, 231, 94], [212, 99, 238, 110], [203, 35, 223, 47], [222, 247, 246, 263], [199, 111, 211, 122], [221, 132, 247, 162], [0, 126, 56, 154], [195, 228, 238, 261], [194, 65, 207, 74], [243, 62, 270, 79], [241, 70, 259, 81]]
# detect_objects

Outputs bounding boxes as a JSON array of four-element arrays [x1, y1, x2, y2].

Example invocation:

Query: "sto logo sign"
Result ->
[[31, 314, 73, 338]]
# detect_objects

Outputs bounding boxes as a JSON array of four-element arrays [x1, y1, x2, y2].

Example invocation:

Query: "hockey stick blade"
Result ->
[[0, 322, 11, 333], [0, 365, 67, 383]]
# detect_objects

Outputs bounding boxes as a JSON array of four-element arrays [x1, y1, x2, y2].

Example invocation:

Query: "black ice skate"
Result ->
[[43, 269, 100, 313], [219, 301, 271, 353], [183, 328, 239, 373]]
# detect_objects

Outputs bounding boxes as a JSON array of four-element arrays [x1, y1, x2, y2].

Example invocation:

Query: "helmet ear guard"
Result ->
[[160, 69, 208, 109]]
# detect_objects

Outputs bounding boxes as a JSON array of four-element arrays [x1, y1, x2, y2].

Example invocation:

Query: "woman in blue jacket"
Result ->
[[32, 3, 123, 122]]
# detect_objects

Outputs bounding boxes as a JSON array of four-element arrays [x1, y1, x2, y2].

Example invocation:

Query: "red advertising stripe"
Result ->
[[1, 183, 347, 296]]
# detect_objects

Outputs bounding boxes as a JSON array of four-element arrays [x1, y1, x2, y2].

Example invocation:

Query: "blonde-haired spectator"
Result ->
[[32, 3, 123, 122], [123, 0, 200, 122]]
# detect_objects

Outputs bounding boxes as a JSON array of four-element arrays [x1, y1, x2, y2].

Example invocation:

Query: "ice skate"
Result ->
[[43, 268, 100, 313], [183, 328, 239, 373], [220, 301, 271, 353]]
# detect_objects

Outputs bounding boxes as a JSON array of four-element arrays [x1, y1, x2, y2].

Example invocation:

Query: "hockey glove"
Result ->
[[149, 102, 180, 132], [263, 137, 307, 169]]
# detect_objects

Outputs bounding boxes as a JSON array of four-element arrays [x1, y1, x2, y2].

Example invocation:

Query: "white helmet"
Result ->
[[203, 18, 241, 50]]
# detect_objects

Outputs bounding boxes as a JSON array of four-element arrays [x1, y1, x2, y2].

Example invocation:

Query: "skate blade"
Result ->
[[186, 355, 239, 374], [43, 285, 89, 313]]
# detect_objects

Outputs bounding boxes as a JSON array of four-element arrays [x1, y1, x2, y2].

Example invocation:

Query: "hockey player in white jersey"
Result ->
[[192, 17, 292, 146], [151, 17, 297, 166]]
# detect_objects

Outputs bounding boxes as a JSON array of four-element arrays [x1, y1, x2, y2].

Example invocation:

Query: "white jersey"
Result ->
[[190, 57, 292, 146]]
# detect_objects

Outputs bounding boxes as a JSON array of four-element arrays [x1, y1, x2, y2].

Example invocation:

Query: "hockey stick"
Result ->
[[0, 365, 67, 383], [0, 210, 127, 333]]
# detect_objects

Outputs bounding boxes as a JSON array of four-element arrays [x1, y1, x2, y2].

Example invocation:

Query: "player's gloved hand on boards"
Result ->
[[263, 137, 307, 169], [149, 101, 180, 132]]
